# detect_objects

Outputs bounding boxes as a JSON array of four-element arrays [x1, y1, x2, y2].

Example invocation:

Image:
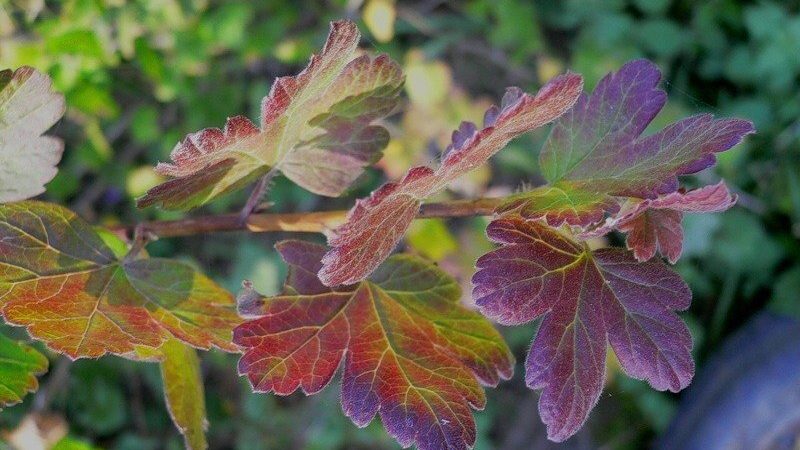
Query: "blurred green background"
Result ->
[[1, 0, 800, 448]]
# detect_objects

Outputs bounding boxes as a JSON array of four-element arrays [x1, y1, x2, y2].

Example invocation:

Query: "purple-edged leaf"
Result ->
[[235, 240, 514, 450], [0, 67, 65, 203], [473, 217, 693, 442], [539, 59, 754, 198], [496, 182, 620, 227], [138, 21, 404, 209], [319, 74, 583, 286], [583, 181, 736, 263]]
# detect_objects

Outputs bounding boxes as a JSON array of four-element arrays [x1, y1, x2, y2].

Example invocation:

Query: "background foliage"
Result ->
[[1, 0, 799, 448]]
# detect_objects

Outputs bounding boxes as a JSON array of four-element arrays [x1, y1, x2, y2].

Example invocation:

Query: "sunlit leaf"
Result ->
[[319, 74, 583, 286], [0, 201, 241, 359], [160, 338, 208, 450], [473, 217, 693, 442], [138, 20, 404, 210], [235, 240, 513, 450], [0, 67, 65, 203], [539, 59, 754, 198], [0, 333, 48, 408]]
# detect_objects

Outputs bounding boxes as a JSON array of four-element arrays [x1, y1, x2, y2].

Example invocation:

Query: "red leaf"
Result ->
[[235, 240, 513, 450], [473, 217, 693, 442], [319, 74, 584, 286], [583, 181, 736, 263]]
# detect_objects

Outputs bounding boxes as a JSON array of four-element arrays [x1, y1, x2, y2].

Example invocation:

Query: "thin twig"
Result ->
[[110, 197, 503, 239]]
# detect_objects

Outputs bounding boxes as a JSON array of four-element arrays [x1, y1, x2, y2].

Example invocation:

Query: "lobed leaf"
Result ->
[[319, 74, 584, 286], [0, 67, 65, 203], [472, 217, 693, 442], [160, 338, 209, 450], [138, 20, 404, 210], [0, 333, 48, 408], [235, 240, 514, 450], [539, 59, 754, 199], [0, 201, 241, 359], [582, 181, 736, 263]]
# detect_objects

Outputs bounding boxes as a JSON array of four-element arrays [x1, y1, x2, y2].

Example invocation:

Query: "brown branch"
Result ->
[[110, 197, 503, 239]]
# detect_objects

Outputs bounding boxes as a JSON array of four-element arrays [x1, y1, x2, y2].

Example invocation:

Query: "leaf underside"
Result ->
[[319, 74, 584, 286], [0, 333, 48, 408], [0, 201, 241, 359], [472, 217, 693, 442], [0, 66, 65, 203], [138, 20, 404, 210], [235, 240, 514, 450]]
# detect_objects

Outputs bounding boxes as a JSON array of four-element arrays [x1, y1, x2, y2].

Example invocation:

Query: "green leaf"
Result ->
[[0, 333, 48, 408], [160, 338, 208, 450]]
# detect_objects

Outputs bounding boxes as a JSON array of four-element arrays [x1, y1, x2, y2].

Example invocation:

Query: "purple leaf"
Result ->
[[473, 217, 693, 442], [539, 59, 754, 198]]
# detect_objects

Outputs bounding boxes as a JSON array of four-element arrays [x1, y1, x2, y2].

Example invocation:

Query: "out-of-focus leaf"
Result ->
[[0, 201, 241, 359], [235, 240, 514, 450], [160, 338, 208, 450], [658, 313, 800, 449], [363, 0, 396, 43], [0, 333, 48, 408], [0, 67, 65, 203], [473, 217, 693, 442], [319, 74, 583, 286]]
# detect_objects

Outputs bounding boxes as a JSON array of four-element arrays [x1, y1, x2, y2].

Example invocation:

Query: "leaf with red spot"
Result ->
[[472, 217, 693, 442], [0, 333, 48, 408], [0, 201, 241, 359], [319, 74, 584, 286], [582, 181, 736, 263], [0, 67, 65, 203], [138, 20, 404, 210], [235, 240, 514, 450], [539, 59, 754, 198]]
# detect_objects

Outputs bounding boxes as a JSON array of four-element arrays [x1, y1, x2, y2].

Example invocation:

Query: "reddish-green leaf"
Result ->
[[138, 20, 403, 210], [235, 240, 513, 450], [160, 338, 208, 450], [473, 217, 693, 442], [319, 75, 584, 286], [496, 182, 620, 227], [0, 67, 65, 203], [0, 201, 241, 359], [582, 181, 736, 263], [539, 59, 754, 198], [0, 333, 48, 408]]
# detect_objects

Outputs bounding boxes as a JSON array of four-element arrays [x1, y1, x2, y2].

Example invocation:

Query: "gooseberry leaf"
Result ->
[[539, 59, 754, 198], [160, 338, 208, 450], [319, 74, 584, 286], [0, 201, 241, 359], [235, 240, 514, 450], [496, 182, 620, 227], [0, 67, 65, 203], [472, 217, 693, 442], [582, 181, 736, 263], [0, 333, 48, 408], [138, 20, 403, 210]]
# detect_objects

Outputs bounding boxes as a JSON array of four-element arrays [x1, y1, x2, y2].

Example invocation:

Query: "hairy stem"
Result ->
[[111, 197, 503, 239], [239, 168, 279, 222]]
